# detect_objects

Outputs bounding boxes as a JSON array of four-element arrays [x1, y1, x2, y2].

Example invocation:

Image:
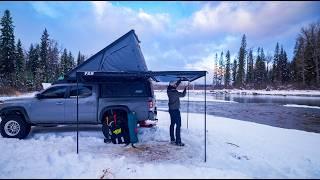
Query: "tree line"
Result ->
[[0, 9, 319, 92], [213, 21, 320, 90], [0, 10, 86, 92]]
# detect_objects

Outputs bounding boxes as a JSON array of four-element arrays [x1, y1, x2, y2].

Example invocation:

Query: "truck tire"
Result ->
[[0, 115, 31, 139], [102, 121, 111, 139]]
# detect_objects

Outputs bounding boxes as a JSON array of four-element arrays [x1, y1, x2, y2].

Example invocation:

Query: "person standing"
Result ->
[[167, 79, 187, 146]]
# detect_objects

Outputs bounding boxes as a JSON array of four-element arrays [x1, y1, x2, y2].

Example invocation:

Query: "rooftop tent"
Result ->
[[64, 30, 148, 81]]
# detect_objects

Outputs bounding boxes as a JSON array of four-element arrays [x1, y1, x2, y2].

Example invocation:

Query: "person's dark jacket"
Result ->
[[167, 85, 186, 110]]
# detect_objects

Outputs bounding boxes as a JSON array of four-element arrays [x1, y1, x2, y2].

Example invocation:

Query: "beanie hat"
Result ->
[[169, 80, 178, 86]]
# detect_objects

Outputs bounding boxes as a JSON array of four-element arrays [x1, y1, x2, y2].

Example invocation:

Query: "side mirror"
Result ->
[[36, 93, 44, 99]]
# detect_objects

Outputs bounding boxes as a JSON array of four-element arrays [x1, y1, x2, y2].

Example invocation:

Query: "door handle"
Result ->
[[56, 102, 64, 105]]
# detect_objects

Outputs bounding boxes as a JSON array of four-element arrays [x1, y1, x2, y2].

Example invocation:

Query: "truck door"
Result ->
[[30, 85, 67, 123], [64, 85, 97, 123]]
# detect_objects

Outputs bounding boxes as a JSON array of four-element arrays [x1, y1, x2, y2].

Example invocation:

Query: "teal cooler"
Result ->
[[127, 111, 138, 143]]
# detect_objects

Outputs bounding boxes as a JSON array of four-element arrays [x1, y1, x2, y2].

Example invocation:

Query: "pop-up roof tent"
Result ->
[[67, 30, 208, 162], [63, 30, 148, 82]]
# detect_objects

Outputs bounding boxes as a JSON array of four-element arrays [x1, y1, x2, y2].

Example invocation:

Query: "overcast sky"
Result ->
[[1, 1, 319, 83]]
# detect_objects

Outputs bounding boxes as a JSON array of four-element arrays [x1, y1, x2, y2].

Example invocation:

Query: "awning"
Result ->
[[76, 71, 207, 83], [150, 71, 206, 82]]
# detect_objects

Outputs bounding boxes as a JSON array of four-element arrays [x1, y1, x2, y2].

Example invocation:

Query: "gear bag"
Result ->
[[108, 112, 130, 144]]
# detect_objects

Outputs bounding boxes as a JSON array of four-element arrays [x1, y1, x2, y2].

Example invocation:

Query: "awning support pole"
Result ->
[[76, 73, 79, 154], [187, 81, 190, 129], [204, 73, 207, 162]]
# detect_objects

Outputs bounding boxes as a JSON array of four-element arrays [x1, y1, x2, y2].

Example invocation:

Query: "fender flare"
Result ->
[[99, 105, 130, 123], [0, 106, 31, 123]]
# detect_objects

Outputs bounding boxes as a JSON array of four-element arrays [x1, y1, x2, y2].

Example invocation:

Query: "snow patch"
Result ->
[[0, 92, 37, 101], [212, 89, 320, 97], [284, 104, 320, 109], [42, 83, 52, 90]]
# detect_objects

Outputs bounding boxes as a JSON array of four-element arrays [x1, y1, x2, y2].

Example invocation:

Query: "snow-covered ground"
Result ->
[[284, 104, 320, 109], [1, 110, 320, 178], [210, 89, 320, 96], [0, 92, 37, 101]]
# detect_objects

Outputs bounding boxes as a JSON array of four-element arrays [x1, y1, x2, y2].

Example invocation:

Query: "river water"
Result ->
[[156, 93, 320, 133]]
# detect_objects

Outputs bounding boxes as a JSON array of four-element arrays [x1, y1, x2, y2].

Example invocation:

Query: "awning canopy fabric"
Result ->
[[76, 71, 207, 83]]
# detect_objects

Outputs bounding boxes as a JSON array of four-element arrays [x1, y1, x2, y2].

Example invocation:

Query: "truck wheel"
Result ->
[[0, 115, 31, 139]]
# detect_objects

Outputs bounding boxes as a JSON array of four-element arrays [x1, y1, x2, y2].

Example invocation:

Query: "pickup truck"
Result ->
[[0, 78, 157, 139]]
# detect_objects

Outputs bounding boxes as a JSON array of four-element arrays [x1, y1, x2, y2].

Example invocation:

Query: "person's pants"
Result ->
[[169, 109, 181, 143]]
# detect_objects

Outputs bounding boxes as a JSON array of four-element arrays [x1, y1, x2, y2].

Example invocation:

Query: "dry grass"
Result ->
[[0, 86, 21, 96]]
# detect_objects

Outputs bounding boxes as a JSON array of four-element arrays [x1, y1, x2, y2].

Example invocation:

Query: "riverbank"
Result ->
[[210, 89, 320, 97], [155, 89, 320, 97]]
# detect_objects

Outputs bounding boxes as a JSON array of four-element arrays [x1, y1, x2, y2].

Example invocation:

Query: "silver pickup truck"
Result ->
[[0, 79, 157, 139]]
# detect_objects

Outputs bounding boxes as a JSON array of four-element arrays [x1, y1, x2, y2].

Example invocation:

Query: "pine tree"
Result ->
[[26, 44, 35, 89], [47, 40, 59, 82], [60, 48, 68, 76], [0, 10, 15, 86], [33, 44, 43, 90], [14, 39, 25, 89], [232, 58, 237, 87], [60, 49, 75, 78], [282, 50, 290, 83], [236, 34, 246, 87], [254, 47, 267, 88], [246, 49, 254, 84], [272, 43, 280, 83], [77, 51, 85, 65], [279, 46, 289, 83], [68, 51, 75, 70], [254, 47, 261, 84], [293, 36, 306, 86], [27, 44, 41, 89], [213, 53, 218, 87], [260, 48, 267, 82], [39, 28, 49, 83], [26, 44, 34, 77], [218, 51, 224, 86], [224, 50, 231, 87]]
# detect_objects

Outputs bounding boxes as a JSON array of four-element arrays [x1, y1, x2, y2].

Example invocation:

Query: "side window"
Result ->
[[69, 86, 92, 98], [41, 86, 67, 99], [101, 81, 149, 97]]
